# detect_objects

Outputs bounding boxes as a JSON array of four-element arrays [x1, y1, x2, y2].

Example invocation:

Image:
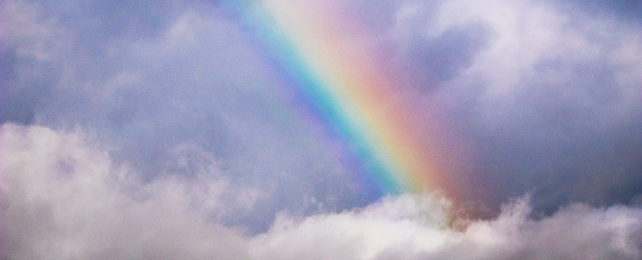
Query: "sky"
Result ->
[[1, 0, 641, 259]]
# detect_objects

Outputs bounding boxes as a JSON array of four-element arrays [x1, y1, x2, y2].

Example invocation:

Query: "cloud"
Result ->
[[390, 1, 492, 88], [552, 0, 642, 23], [0, 0, 379, 231], [2, 124, 641, 259], [1, 0, 641, 236], [388, 0, 642, 211], [252, 194, 642, 260], [0, 123, 251, 259]]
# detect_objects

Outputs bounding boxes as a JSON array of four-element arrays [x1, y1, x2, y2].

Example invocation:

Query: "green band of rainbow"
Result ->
[[229, 0, 447, 194]]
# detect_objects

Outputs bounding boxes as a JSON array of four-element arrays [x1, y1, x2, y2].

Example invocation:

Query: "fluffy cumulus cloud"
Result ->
[[254, 197, 642, 260], [0, 124, 250, 259], [1, 124, 641, 259], [2, 0, 642, 258]]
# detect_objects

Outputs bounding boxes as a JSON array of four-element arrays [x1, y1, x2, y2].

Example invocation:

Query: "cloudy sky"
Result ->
[[1, 0, 641, 259]]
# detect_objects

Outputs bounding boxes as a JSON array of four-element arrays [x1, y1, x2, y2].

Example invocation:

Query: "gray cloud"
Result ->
[[1, 0, 641, 239], [0, 0, 377, 231], [389, 0, 642, 214], [392, 3, 492, 88], [552, 0, 642, 23]]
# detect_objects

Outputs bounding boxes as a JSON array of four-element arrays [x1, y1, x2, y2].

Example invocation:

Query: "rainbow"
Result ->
[[228, 0, 448, 195]]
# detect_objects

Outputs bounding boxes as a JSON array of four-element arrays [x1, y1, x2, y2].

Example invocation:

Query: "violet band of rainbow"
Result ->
[[227, 0, 448, 195]]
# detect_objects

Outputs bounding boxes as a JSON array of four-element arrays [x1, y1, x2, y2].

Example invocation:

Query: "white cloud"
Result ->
[[0, 123, 250, 259], [252, 195, 641, 260], [2, 124, 640, 259]]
